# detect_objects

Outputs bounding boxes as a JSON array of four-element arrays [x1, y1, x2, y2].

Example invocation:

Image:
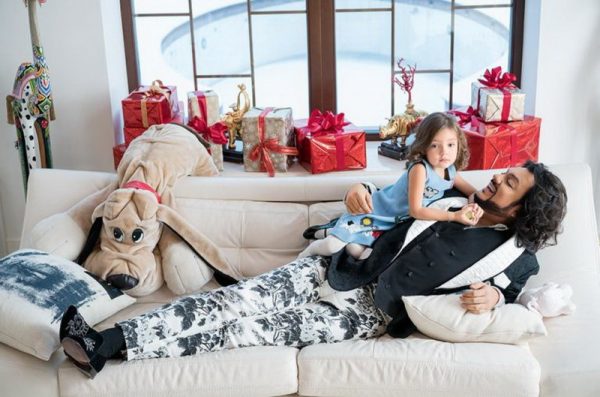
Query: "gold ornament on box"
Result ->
[[221, 84, 251, 163], [378, 58, 427, 160]]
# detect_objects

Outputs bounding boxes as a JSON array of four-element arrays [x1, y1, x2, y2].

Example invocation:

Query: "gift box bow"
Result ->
[[248, 107, 298, 177], [307, 109, 350, 135], [478, 66, 517, 90], [130, 80, 171, 101], [187, 91, 228, 144], [449, 106, 482, 128], [476, 66, 519, 122]]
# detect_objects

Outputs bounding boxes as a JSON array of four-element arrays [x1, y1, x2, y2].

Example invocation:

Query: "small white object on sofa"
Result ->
[[1, 163, 598, 397]]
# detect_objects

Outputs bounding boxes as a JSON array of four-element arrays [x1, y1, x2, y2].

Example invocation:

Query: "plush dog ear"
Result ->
[[76, 217, 103, 265], [156, 204, 242, 284]]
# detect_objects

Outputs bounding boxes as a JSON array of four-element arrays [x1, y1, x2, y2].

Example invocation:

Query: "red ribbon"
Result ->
[[248, 108, 298, 177], [307, 109, 350, 134], [187, 92, 228, 145], [122, 180, 161, 203], [449, 106, 481, 128], [478, 66, 517, 90], [477, 66, 517, 122], [306, 109, 351, 170]]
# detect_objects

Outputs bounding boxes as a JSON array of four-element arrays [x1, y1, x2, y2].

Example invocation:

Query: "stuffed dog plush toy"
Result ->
[[30, 123, 243, 296]]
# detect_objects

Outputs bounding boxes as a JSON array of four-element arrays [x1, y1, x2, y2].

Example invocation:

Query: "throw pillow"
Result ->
[[402, 294, 547, 344], [0, 249, 136, 360]]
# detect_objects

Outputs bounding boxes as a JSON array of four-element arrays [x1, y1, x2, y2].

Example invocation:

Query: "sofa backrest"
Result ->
[[21, 164, 599, 282]]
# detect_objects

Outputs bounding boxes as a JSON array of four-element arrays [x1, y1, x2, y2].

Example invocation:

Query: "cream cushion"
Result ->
[[402, 294, 547, 344]]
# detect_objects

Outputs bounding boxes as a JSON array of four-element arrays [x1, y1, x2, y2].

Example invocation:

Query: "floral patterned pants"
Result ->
[[118, 256, 390, 360]]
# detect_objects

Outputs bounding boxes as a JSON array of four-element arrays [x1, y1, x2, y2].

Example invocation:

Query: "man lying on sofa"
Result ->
[[58, 161, 567, 379]]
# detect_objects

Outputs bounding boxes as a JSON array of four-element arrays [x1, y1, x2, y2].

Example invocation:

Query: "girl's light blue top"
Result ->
[[329, 160, 456, 246]]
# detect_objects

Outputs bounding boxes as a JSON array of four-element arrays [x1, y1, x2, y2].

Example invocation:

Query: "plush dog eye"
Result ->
[[132, 228, 144, 243], [113, 228, 124, 242]]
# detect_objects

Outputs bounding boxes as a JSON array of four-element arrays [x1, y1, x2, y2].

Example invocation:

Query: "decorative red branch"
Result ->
[[393, 58, 416, 104]]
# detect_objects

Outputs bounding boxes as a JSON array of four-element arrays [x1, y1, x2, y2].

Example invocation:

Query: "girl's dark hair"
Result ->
[[513, 161, 568, 252], [406, 112, 470, 170]]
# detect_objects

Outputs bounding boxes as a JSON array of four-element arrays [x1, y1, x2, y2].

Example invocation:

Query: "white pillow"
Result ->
[[0, 249, 136, 360], [402, 294, 547, 344]]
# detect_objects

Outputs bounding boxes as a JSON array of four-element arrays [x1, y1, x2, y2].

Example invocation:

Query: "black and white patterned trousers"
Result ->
[[118, 256, 390, 360]]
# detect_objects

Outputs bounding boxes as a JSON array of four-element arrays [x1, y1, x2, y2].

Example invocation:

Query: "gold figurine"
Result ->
[[222, 84, 251, 149], [379, 102, 427, 148]]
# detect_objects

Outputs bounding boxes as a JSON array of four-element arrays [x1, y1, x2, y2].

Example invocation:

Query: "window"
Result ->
[[121, 0, 523, 130]]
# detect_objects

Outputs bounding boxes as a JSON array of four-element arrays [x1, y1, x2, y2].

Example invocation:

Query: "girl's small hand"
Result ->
[[345, 184, 374, 214], [453, 203, 482, 226]]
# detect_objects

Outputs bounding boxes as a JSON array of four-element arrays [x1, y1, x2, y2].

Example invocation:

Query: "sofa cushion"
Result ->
[[175, 198, 309, 277], [58, 346, 299, 397], [402, 294, 547, 344], [298, 336, 541, 397]]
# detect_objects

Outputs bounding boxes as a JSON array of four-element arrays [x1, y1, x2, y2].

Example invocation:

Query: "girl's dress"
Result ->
[[329, 160, 456, 246]]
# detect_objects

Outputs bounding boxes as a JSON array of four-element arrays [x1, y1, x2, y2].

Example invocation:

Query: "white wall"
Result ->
[[522, 0, 600, 229], [0, 0, 599, 254], [0, 0, 127, 255]]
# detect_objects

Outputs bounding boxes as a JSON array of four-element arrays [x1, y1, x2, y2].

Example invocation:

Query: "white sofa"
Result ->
[[2, 163, 600, 397]]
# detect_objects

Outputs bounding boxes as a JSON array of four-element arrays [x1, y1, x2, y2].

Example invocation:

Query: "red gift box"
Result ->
[[124, 107, 183, 146], [295, 110, 366, 174], [122, 81, 178, 128], [453, 109, 541, 170], [112, 143, 126, 170]]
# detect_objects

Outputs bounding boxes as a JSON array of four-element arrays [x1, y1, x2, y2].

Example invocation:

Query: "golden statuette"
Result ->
[[222, 84, 251, 149]]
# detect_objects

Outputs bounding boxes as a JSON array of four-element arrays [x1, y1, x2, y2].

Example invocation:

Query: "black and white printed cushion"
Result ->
[[0, 249, 136, 360]]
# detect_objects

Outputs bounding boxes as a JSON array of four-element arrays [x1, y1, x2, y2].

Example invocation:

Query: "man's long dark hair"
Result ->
[[513, 161, 567, 252]]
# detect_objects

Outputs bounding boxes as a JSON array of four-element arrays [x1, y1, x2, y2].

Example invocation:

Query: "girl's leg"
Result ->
[[297, 235, 346, 258], [118, 256, 330, 358], [125, 284, 390, 360]]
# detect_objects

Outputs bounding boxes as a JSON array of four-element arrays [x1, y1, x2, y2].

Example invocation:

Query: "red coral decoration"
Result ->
[[393, 58, 416, 104]]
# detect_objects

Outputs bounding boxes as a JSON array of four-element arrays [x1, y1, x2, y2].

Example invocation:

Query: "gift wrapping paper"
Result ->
[[112, 143, 126, 170], [459, 114, 541, 170], [122, 82, 178, 128], [242, 107, 296, 175], [295, 119, 366, 174], [124, 110, 183, 146], [471, 81, 525, 123]]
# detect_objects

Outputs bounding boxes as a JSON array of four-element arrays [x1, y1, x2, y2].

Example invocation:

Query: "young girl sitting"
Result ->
[[298, 112, 482, 260]]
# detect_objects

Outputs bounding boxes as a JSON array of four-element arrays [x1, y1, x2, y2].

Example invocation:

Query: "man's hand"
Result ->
[[460, 282, 500, 313], [345, 184, 373, 214]]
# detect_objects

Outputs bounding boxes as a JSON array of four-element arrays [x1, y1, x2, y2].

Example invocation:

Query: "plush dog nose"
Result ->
[[107, 274, 139, 290]]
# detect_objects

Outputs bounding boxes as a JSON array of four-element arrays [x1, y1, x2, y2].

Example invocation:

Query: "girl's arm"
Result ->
[[453, 173, 477, 197], [408, 164, 478, 224]]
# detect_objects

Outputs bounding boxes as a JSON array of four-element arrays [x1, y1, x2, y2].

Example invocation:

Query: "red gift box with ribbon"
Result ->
[[122, 80, 178, 128], [295, 110, 366, 174], [124, 109, 183, 146], [450, 108, 541, 170], [470, 66, 525, 123]]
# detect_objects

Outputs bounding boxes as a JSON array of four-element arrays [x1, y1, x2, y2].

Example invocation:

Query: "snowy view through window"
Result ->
[[133, 0, 511, 126]]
